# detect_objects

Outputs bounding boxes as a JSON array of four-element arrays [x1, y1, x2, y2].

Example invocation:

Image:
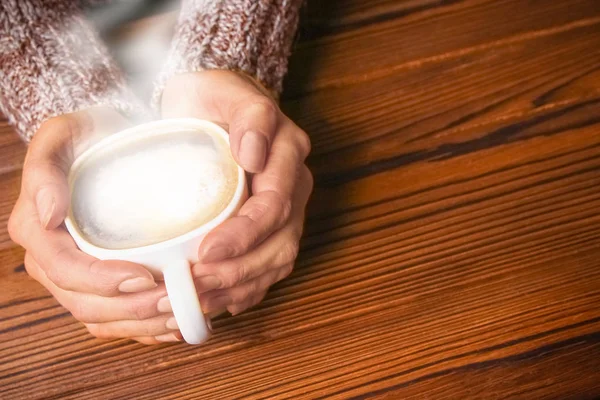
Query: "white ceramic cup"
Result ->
[[64, 118, 247, 344]]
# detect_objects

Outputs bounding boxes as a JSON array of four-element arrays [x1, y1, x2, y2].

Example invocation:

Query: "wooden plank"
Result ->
[[1, 0, 600, 399], [10, 216, 598, 399], [0, 119, 25, 175], [2, 77, 599, 400], [285, 0, 600, 97], [0, 119, 25, 250], [285, 21, 600, 169], [365, 339, 600, 399], [0, 170, 21, 250]]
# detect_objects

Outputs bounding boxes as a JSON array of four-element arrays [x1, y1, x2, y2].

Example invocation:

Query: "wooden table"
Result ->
[[2, 1, 600, 398]]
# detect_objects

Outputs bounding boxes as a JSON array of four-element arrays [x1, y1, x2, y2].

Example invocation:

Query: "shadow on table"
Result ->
[[269, 0, 349, 312]]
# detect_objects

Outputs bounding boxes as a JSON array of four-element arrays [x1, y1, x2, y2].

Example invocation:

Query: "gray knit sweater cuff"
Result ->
[[0, 0, 148, 141], [153, 0, 303, 109]]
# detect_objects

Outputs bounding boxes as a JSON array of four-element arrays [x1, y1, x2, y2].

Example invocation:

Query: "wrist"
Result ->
[[230, 70, 279, 102]]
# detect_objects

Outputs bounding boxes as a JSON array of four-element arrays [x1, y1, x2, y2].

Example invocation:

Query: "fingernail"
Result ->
[[228, 305, 243, 316], [239, 131, 267, 172], [35, 188, 56, 229], [201, 245, 234, 263], [166, 317, 179, 330], [195, 276, 222, 292], [118, 277, 157, 293], [155, 332, 181, 342], [157, 296, 172, 313]]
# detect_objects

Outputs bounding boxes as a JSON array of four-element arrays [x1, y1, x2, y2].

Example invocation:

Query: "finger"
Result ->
[[131, 337, 162, 345], [21, 209, 156, 296], [248, 120, 311, 214], [153, 331, 183, 343], [25, 252, 166, 323], [23, 125, 71, 230], [200, 263, 293, 314], [199, 191, 289, 263], [194, 224, 300, 290], [227, 291, 267, 316], [155, 281, 230, 316], [132, 331, 183, 344], [207, 309, 228, 320], [227, 261, 294, 317], [228, 96, 278, 173], [85, 314, 175, 339], [228, 263, 292, 316], [199, 129, 311, 264]]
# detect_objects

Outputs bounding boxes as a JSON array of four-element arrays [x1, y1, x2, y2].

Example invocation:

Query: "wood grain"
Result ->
[[1, 0, 600, 399]]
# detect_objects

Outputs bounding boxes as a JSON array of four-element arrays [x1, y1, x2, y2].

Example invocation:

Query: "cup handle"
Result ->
[[163, 260, 211, 344]]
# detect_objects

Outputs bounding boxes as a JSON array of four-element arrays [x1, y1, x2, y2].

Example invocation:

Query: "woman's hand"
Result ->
[[8, 109, 183, 344], [161, 70, 313, 316]]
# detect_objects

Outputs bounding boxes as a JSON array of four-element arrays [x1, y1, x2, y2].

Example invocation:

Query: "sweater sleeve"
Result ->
[[0, 0, 148, 141], [153, 0, 303, 106]]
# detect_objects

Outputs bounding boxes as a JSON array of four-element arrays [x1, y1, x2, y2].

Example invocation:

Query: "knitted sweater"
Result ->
[[0, 0, 303, 141]]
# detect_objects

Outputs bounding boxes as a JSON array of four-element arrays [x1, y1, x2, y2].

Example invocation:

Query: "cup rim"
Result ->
[[64, 118, 246, 257]]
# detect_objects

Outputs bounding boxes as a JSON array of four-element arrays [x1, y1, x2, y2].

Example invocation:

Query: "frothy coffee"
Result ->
[[70, 129, 238, 250]]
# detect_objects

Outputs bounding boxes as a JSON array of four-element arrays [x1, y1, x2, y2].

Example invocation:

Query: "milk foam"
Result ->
[[71, 130, 237, 249]]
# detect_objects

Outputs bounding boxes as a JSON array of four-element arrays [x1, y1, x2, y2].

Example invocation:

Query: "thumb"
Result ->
[[161, 71, 279, 173], [24, 117, 75, 230], [24, 109, 129, 230], [228, 98, 279, 173], [24, 110, 132, 230], [32, 167, 70, 230]]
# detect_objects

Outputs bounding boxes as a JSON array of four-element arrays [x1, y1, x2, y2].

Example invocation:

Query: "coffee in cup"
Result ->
[[70, 129, 239, 250]]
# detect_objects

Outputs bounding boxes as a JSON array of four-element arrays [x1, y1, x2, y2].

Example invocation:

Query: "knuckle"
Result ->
[[302, 165, 314, 190], [44, 250, 72, 291], [23, 253, 47, 284], [256, 190, 291, 225], [229, 283, 254, 304], [23, 160, 68, 197], [248, 96, 279, 119], [85, 324, 111, 339], [70, 306, 87, 322], [70, 301, 96, 323], [40, 113, 80, 141], [23, 161, 46, 182], [87, 260, 119, 295], [253, 290, 268, 306], [44, 264, 67, 291], [26, 158, 65, 179], [135, 306, 155, 321], [245, 196, 271, 222], [138, 319, 164, 337], [126, 299, 157, 321], [137, 325, 152, 337], [295, 130, 311, 159], [282, 200, 293, 223], [290, 221, 304, 243], [281, 240, 300, 264], [277, 194, 293, 223], [36, 116, 64, 138], [222, 261, 247, 288], [23, 255, 35, 277], [7, 211, 21, 244], [228, 227, 256, 257], [27, 118, 78, 168], [279, 264, 294, 281]]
